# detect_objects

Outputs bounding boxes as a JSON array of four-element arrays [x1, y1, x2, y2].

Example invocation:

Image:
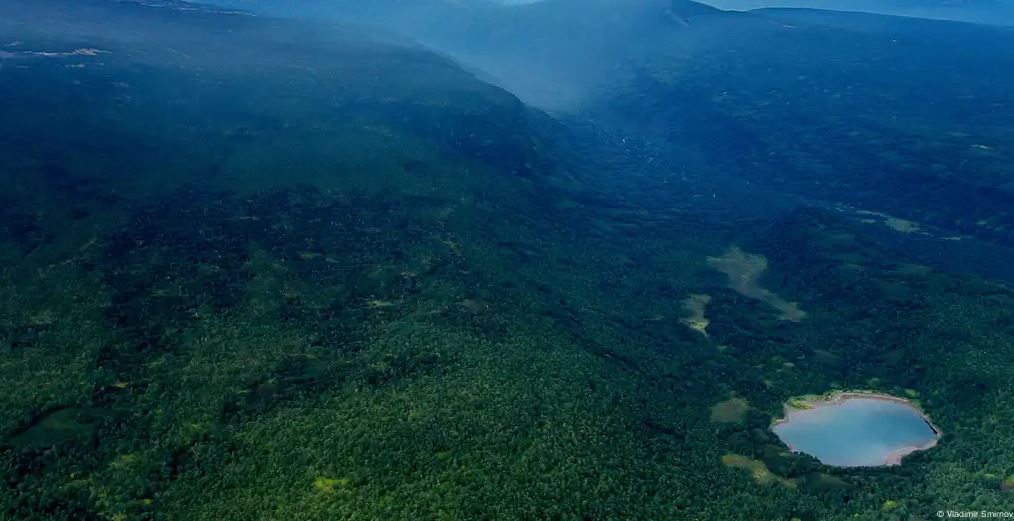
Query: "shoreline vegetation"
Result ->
[[772, 391, 943, 467]]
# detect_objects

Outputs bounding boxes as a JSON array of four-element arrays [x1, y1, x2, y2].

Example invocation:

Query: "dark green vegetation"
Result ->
[[2, 0, 1014, 520], [601, 7, 1014, 247]]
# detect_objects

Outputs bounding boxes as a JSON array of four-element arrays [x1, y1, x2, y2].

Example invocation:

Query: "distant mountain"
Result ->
[[0, 0, 596, 237], [203, 0, 731, 109], [62, 0, 1014, 252], [205, 0, 1014, 250], [700, 0, 1014, 25], [597, 6, 1014, 245]]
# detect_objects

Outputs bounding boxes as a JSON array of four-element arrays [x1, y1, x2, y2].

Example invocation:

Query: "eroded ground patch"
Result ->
[[707, 247, 806, 322], [680, 293, 711, 336]]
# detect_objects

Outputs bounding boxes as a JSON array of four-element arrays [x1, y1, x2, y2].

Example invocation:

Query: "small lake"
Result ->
[[772, 394, 940, 467]]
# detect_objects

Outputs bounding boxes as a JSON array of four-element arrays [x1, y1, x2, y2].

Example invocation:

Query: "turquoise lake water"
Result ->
[[772, 397, 939, 467]]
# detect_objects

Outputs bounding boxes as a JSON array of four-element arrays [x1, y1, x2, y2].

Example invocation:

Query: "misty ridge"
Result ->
[[199, 0, 734, 110], [201, 0, 1014, 253], [44, 0, 1012, 279], [10, 0, 1014, 262], [704, 0, 1014, 25], [200, 0, 1014, 112]]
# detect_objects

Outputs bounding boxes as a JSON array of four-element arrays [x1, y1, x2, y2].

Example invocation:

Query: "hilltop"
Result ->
[[702, 0, 1014, 25]]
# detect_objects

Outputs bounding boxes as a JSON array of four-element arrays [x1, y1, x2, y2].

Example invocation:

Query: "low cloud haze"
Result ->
[[207, 0, 734, 111]]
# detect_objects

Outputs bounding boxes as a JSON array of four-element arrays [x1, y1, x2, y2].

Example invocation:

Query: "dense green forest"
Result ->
[[2, 1, 1013, 520]]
